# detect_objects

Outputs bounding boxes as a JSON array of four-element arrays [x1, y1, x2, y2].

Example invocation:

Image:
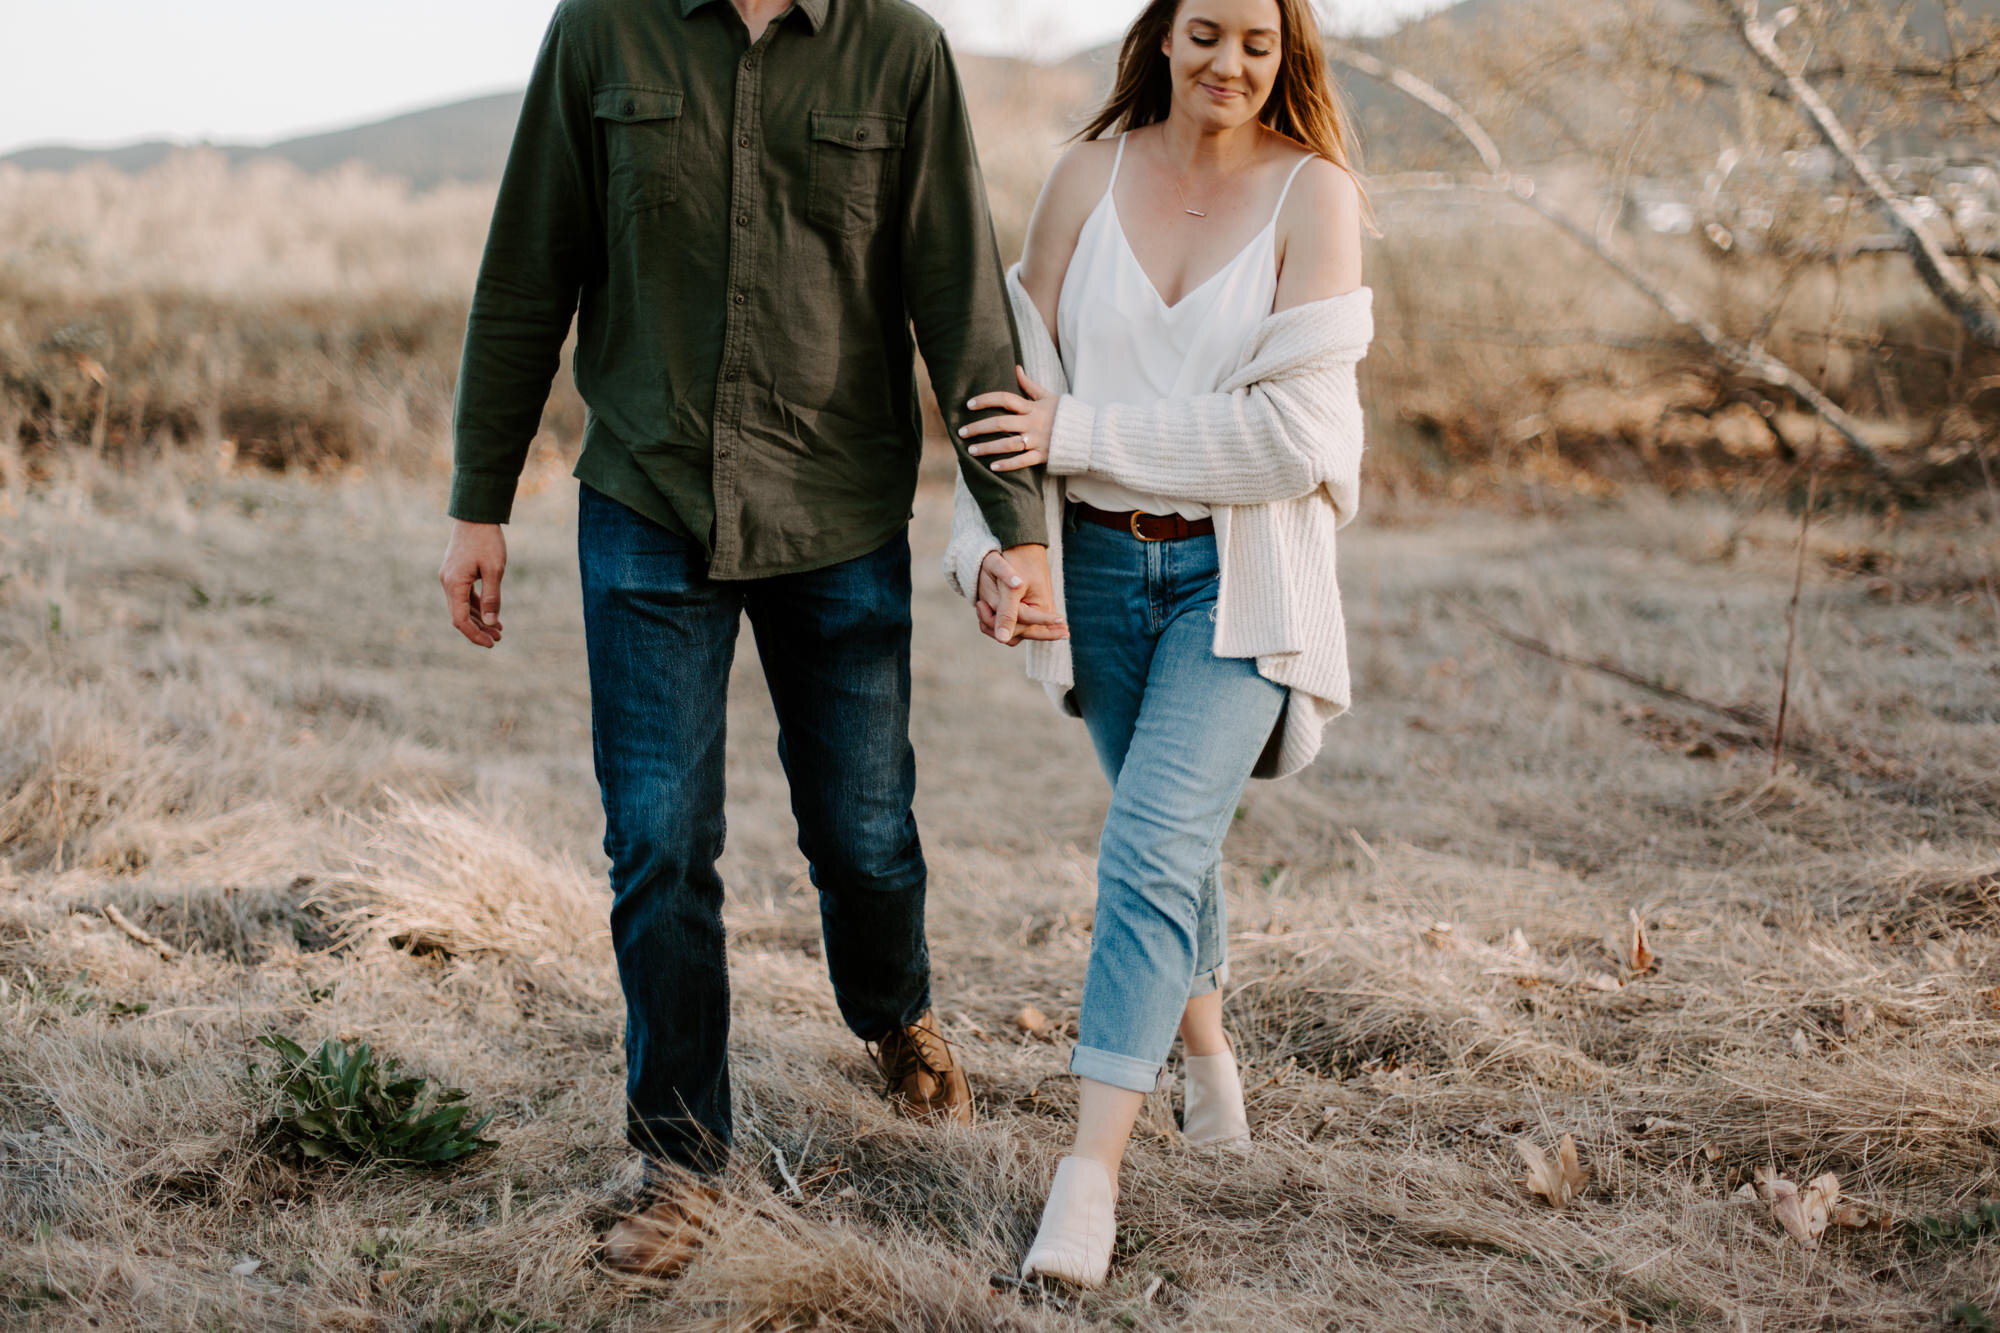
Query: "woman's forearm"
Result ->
[[1044, 370, 1363, 509]]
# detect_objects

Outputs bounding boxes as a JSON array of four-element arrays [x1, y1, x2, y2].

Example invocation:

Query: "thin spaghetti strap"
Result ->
[[1269, 154, 1314, 225], [1106, 133, 1129, 197]]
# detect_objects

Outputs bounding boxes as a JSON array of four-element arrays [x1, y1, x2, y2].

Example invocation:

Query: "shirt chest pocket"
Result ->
[[595, 87, 684, 214], [808, 111, 907, 238]]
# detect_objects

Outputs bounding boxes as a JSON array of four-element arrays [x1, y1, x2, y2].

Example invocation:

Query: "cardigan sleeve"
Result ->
[[1042, 290, 1372, 521], [943, 473, 1002, 602], [1044, 360, 1365, 515]]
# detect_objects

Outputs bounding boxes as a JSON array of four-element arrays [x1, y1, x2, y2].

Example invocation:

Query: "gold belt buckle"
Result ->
[[1128, 511, 1161, 541]]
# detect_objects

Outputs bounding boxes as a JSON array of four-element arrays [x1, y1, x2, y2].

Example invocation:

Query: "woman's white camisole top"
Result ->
[[1056, 134, 1313, 521]]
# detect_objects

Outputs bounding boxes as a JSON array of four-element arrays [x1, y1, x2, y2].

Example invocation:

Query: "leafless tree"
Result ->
[[1334, 0, 1999, 472]]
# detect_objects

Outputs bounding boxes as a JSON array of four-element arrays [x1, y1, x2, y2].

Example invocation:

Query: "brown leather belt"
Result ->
[[1069, 501, 1215, 542]]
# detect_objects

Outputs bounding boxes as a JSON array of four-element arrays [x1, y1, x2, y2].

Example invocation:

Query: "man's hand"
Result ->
[[976, 543, 1066, 647], [441, 520, 508, 648]]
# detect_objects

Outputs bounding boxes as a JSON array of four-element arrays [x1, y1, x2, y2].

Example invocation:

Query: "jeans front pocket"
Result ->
[[595, 86, 684, 215], [807, 110, 906, 238]]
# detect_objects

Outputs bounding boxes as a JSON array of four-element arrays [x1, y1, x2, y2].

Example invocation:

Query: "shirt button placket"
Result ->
[[715, 47, 763, 575]]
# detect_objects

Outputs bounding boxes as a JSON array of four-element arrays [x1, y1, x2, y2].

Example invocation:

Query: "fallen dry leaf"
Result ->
[[1423, 920, 1456, 949], [1518, 1133, 1589, 1209], [1831, 1201, 1873, 1229], [1626, 909, 1655, 975], [1764, 1169, 1840, 1249], [1790, 1027, 1815, 1056], [1982, 985, 2000, 1012], [1014, 1006, 1052, 1037], [1769, 1180, 1812, 1247], [1583, 972, 1623, 993]]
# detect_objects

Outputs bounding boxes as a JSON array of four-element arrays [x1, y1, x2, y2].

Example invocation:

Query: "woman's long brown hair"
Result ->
[[1076, 0, 1366, 193]]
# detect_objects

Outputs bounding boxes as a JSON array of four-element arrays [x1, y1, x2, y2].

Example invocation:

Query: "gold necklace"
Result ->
[[1169, 168, 1207, 218], [1159, 134, 1254, 220]]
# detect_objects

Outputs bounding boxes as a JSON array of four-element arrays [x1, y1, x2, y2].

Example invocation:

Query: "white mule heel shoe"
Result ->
[[1181, 1051, 1252, 1148], [1020, 1156, 1118, 1288]]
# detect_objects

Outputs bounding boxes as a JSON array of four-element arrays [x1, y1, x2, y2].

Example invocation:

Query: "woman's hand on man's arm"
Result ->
[[961, 366, 1055, 474]]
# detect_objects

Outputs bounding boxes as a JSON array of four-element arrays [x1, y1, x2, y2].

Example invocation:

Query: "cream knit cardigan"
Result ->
[[945, 264, 1373, 779]]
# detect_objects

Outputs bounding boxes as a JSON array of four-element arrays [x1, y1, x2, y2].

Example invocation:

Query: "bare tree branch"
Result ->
[[1328, 43, 1508, 178], [1325, 38, 1890, 475], [1728, 0, 2000, 349]]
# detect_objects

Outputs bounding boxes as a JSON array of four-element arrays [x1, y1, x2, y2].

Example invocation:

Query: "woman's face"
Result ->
[[1161, 0, 1285, 135]]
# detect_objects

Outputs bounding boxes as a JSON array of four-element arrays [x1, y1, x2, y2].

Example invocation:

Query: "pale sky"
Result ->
[[0, 0, 1447, 157]]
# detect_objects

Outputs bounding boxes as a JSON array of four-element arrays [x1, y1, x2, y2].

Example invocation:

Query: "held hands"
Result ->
[[977, 544, 1067, 647], [440, 520, 508, 648], [960, 366, 1055, 472]]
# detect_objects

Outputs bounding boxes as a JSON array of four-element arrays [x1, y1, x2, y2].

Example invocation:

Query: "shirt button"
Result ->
[[737, 214, 749, 227], [856, 128, 868, 141], [739, 135, 750, 148], [733, 293, 746, 305], [623, 100, 636, 116]]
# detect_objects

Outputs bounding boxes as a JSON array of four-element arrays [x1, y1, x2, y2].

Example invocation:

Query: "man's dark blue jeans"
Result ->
[[576, 484, 932, 1176]]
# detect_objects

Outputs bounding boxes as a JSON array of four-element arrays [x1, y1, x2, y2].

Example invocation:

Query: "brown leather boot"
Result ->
[[601, 1176, 722, 1279], [871, 1010, 973, 1125]]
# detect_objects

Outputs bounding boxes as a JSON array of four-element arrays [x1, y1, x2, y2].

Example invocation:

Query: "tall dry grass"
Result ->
[[5, 144, 1993, 499], [1, 446, 1995, 1329]]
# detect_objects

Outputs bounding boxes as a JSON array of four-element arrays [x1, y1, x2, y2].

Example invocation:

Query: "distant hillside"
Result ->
[[5, 0, 1990, 188], [3, 93, 526, 190], [0, 51, 1089, 190]]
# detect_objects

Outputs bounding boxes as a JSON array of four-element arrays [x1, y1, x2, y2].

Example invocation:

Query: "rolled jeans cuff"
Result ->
[[1187, 960, 1229, 999], [1069, 1043, 1163, 1095]]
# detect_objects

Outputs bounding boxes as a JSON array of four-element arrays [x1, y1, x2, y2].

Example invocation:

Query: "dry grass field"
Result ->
[[3, 67, 1999, 1327], [2, 436, 1997, 1329]]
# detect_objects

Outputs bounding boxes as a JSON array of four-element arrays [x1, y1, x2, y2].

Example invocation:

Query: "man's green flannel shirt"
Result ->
[[448, 0, 1045, 578]]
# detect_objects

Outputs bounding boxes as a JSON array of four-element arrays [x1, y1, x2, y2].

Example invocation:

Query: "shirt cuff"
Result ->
[[1046, 396, 1094, 477], [980, 487, 1048, 549], [448, 470, 519, 525]]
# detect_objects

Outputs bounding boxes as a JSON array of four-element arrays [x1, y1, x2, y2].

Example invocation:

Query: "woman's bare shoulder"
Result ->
[[1020, 136, 1122, 296], [1041, 136, 1122, 222], [1283, 153, 1361, 214], [1275, 153, 1365, 304]]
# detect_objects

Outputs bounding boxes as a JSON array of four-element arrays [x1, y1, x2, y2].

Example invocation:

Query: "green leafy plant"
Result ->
[[1906, 1201, 2000, 1252], [1949, 1302, 1995, 1332], [255, 1033, 496, 1165]]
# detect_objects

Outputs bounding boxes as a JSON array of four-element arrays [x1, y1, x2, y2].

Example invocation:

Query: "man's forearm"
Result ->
[[900, 31, 1048, 548]]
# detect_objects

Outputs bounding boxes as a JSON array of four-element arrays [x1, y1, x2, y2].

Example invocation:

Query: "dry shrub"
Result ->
[[1879, 860, 2000, 936], [0, 155, 583, 480], [1364, 185, 1997, 502], [7, 138, 1994, 501], [319, 790, 612, 1000]]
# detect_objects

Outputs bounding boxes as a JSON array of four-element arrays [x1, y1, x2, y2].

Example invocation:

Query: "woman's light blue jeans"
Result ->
[[1062, 512, 1288, 1094]]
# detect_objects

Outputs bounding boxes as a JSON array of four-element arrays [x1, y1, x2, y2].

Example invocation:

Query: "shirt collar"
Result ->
[[678, 0, 828, 32]]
